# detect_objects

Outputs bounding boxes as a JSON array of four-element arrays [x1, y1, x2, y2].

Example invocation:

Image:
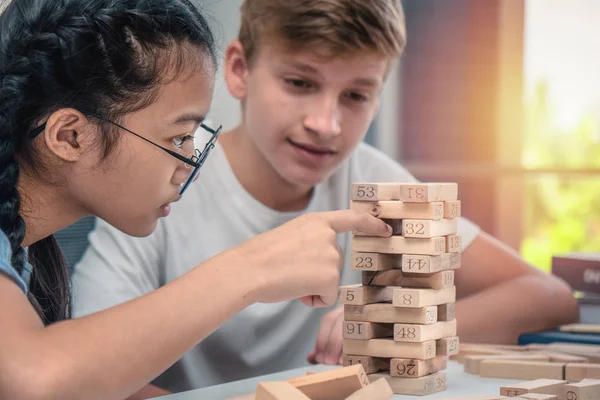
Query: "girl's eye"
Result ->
[[172, 134, 194, 150]]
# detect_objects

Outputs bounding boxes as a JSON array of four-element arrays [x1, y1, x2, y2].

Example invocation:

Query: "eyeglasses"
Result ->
[[28, 112, 222, 195]]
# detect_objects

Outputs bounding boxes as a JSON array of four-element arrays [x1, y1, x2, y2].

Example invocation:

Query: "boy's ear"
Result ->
[[224, 40, 249, 100]]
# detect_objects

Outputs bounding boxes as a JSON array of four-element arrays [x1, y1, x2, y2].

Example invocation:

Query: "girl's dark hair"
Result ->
[[0, 0, 216, 325]]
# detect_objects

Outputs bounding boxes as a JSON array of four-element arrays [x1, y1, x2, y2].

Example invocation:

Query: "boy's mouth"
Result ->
[[287, 138, 337, 155]]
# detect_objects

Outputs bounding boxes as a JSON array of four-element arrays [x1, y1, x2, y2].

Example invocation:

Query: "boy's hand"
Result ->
[[307, 306, 345, 365]]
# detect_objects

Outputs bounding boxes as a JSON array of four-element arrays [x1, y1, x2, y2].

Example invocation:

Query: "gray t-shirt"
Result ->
[[0, 229, 31, 294], [72, 140, 480, 392]]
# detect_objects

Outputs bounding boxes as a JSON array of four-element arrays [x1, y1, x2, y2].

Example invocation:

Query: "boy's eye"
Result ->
[[345, 91, 368, 103], [285, 78, 313, 89], [172, 134, 195, 150]]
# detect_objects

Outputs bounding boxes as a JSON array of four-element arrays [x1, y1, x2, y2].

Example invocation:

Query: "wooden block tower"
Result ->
[[340, 182, 462, 396]]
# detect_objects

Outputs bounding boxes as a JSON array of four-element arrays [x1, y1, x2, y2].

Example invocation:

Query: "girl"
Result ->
[[0, 0, 390, 398]]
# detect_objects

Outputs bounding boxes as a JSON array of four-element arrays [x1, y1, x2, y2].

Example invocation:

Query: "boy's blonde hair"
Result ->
[[239, 0, 406, 65]]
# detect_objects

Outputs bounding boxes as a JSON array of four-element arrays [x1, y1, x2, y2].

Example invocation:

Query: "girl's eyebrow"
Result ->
[[172, 113, 206, 125]]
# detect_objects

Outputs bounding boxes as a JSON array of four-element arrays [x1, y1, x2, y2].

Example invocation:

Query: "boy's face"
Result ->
[[227, 41, 389, 187]]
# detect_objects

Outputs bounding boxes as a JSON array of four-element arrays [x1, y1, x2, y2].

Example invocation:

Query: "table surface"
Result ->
[[157, 360, 525, 400]]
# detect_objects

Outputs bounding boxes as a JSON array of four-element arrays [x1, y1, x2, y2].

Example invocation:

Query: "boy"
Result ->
[[72, 0, 578, 396]]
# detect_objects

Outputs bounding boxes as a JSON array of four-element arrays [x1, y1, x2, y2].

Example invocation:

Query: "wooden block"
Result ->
[[390, 355, 447, 377], [436, 396, 509, 400], [541, 351, 589, 364], [438, 336, 460, 356], [368, 371, 446, 396], [464, 354, 551, 375], [563, 379, 600, 400], [351, 252, 402, 271], [256, 382, 311, 400], [362, 270, 455, 290], [344, 377, 394, 400], [446, 234, 462, 253], [452, 344, 517, 363], [353, 236, 446, 255], [392, 287, 456, 308], [402, 253, 462, 273], [481, 360, 566, 380], [500, 379, 567, 398], [398, 183, 458, 203], [402, 219, 457, 238], [286, 364, 369, 400], [351, 183, 400, 201], [354, 219, 403, 236], [559, 324, 600, 334], [565, 363, 600, 381], [343, 355, 389, 374], [438, 303, 456, 321], [547, 345, 600, 363], [345, 304, 438, 324], [519, 394, 558, 400], [444, 200, 462, 219], [394, 320, 457, 342], [343, 321, 394, 340], [339, 285, 393, 305], [351, 200, 444, 220], [343, 339, 437, 360]]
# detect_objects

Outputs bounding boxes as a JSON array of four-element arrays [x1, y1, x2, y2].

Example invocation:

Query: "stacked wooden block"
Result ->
[[340, 182, 462, 395]]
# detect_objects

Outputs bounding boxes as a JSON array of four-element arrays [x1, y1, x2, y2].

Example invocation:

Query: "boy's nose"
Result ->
[[303, 98, 341, 138]]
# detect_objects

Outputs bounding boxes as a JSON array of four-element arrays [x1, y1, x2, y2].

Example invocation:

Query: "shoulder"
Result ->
[[0, 229, 27, 294]]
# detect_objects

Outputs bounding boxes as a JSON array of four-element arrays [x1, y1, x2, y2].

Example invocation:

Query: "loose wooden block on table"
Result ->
[[565, 363, 600, 381], [398, 183, 458, 203], [350, 200, 445, 220], [436, 396, 509, 400], [343, 321, 393, 340], [345, 303, 438, 324], [546, 344, 600, 363], [453, 344, 527, 363], [392, 286, 456, 308], [344, 377, 393, 400], [563, 379, 600, 400], [369, 371, 447, 396], [482, 360, 566, 380], [500, 379, 567, 398], [390, 355, 447, 378], [351, 183, 400, 201], [339, 285, 393, 305], [343, 338, 437, 359], [286, 364, 369, 400], [352, 235, 446, 255], [541, 351, 589, 364], [394, 320, 457, 342], [444, 200, 461, 219], [519, 394, 558, 400], [464, 354, 552, 375], [437, 336, 460, 356], [446, 234, 462, 252], [255, 382, 311, 400], [438, 303, 456, 321], [343, 355, 389, 374], [401, 218, 457, 238], [559, 324, 600, 334], [362, 269, 455, 290], [351, 252, 402, 271], [402, 253, 462, 273]]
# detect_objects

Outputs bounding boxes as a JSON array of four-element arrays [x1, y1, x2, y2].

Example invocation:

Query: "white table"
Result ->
[[157, 361, 524, 399]]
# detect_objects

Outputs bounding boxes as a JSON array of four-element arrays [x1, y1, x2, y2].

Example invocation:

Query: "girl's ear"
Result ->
[[42, 109, 90, 162]]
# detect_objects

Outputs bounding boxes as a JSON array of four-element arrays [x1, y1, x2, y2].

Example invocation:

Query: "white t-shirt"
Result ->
[[72, 140, 480, 393]]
